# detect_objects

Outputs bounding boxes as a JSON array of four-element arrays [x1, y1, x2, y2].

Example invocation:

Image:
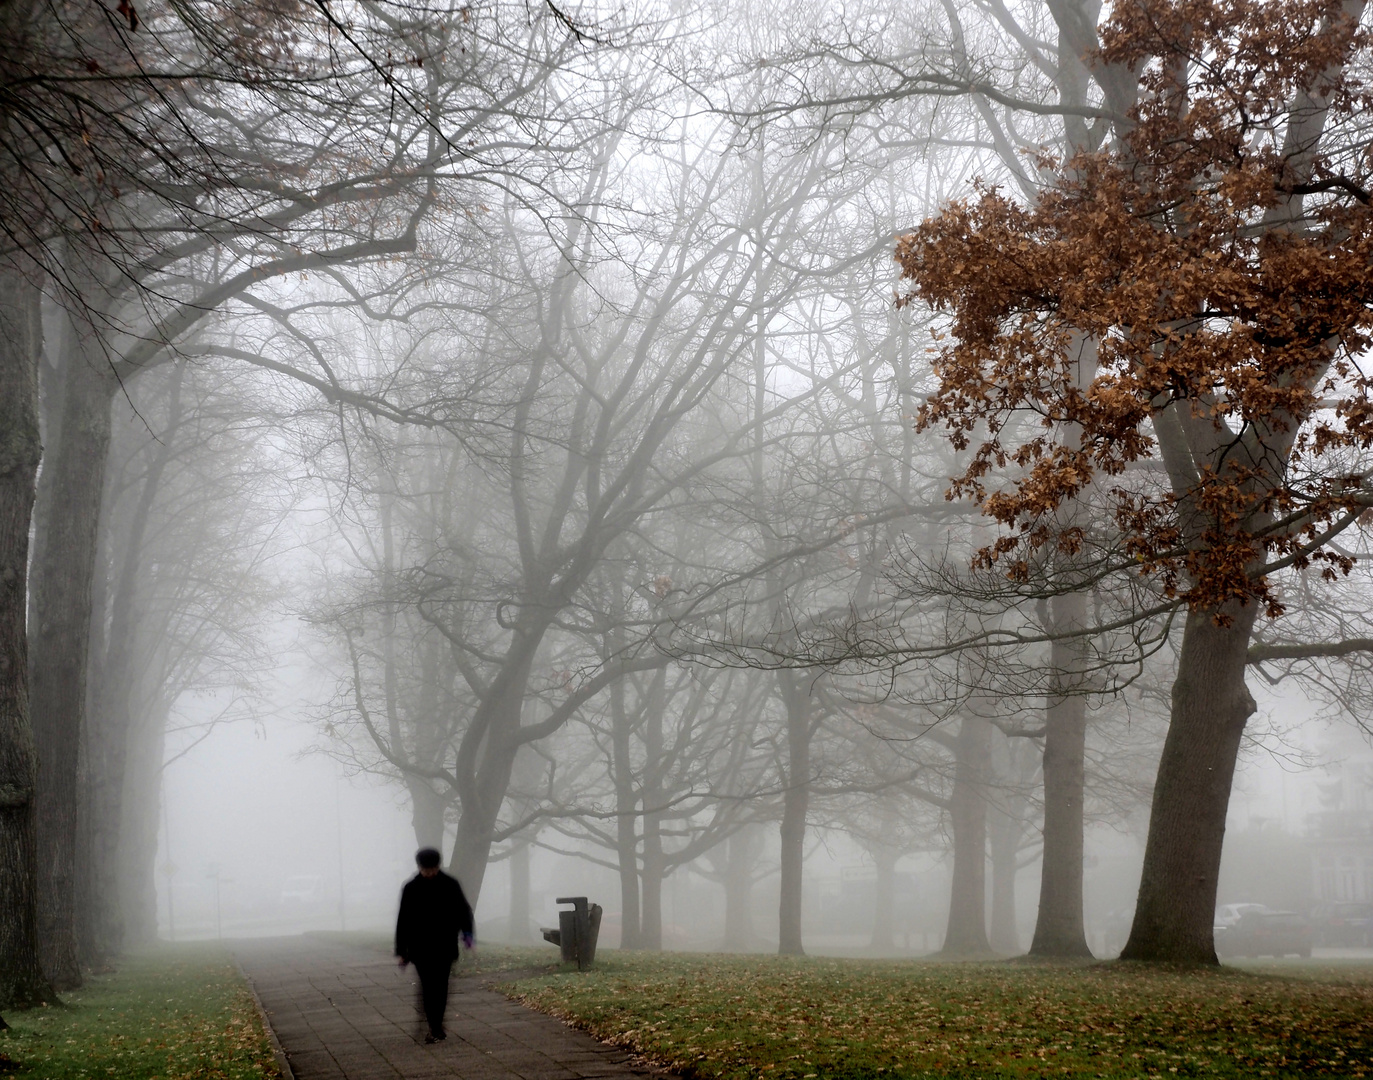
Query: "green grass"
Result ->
[[303, 929, 558, 975], [0, 944, 281, 1079], [460, 942, 558, 975], [506, 951, 1373, 1079]]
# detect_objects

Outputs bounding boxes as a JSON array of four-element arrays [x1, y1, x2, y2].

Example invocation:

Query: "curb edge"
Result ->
[[234, 955, 295, 1080]]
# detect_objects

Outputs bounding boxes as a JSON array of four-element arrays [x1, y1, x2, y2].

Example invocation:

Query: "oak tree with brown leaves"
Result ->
[[898, 0, 1373, 962]]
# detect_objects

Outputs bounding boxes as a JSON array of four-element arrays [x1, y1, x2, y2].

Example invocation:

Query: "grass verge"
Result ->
[[302, 930, 557, 976], [0, 944, 281, 1079], [506, 951, 1373, 1079]]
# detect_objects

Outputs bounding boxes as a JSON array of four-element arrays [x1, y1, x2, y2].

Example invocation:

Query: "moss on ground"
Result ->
[[507, 951, 1373, 1079], [0, 944, 280, 1079]]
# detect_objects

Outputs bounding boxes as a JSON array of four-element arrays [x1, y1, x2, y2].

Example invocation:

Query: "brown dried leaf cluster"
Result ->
[[897, 0, 1373, 615]]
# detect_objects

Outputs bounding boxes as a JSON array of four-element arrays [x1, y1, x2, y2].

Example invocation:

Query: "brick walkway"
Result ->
[[234, 936, 658, 1080]]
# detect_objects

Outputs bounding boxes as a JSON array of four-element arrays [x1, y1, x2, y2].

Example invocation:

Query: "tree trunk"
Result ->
[[0, 264, 55, 1008], [722, 827, 759, 951], [117, 702, 167, 947], [611, 673, 641, 949], [941, 715, 991, 956], [74, 527, 101, 968], [776, 670, 811, 956], [408, 780, 446, 851], [81, 364, 183, 966], [451, 646, 538, 905], [1029, 591, 1093, 957], [870, 846, 896, 952], [988, 804, 1021, 955], [381, 503, 452, 861], [616, 818, 641, 950], [508, 841, 531, 943], [451, 768, 510, 907], [451, 710, 523, 907], [29, 322, 116, 988], [640, 839, 664, 951], [1120, 603, 1259, 963], [640, 692, 665, 951]]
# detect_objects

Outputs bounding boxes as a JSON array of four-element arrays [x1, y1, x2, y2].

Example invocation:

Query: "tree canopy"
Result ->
[[899, 0, 1373, 617]]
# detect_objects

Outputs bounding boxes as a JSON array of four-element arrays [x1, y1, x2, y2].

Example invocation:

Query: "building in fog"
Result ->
[[1309, 755, 1373, 905]]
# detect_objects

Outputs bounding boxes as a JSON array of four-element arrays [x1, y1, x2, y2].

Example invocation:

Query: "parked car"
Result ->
[[1310, 901, 1373, 947], [1215, 905, 1312, 958], [1215, 902, 1270, 929]]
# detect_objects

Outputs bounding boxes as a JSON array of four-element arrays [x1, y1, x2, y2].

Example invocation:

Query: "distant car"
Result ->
[[1310, 901, 1373, 947], [1215, 902, 1271, 928], [279, 874, 325, 906], [1215, 906, 1312, 958]]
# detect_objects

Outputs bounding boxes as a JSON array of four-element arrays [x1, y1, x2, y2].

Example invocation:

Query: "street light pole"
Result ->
[[208, 863, 223, 940], [334, 766, 346, 932]]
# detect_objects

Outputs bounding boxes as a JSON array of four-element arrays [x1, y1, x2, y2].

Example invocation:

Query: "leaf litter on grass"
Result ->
[[507, 952, 1373, 1079], [0, 944, 282, 1079]]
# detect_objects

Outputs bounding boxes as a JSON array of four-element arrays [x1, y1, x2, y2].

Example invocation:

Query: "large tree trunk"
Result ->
[[408, 780, 446, 851], [378, 494, 449, 858], [988, 804, 1022, 955], [776, 670, 811, 956], [29, 319, 116, 988], [615, 816, 641, 950], [640, 837, 664, 951], [81, 364, 183, 966], [0, 264, 55, 1008], [451, 770, 508, 907], [941, 715, 991, 956], [1029, 592, 1093, 957], [450, 643, 539, 905], [870, 845, 897, 953], [450, 701, 524, 908], [1120, 604, 1259, 963], [722, 827, 759, 951], [508, 841, 531, 943]]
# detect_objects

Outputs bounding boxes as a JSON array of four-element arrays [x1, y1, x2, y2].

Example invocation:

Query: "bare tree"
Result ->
[[18, 0, 608, 986], [79, 358, 286, 960], [301, 79, 872, 906]]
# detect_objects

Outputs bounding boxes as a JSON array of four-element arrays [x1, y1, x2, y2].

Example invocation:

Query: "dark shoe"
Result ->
[[424, 1031, 446, 1044]]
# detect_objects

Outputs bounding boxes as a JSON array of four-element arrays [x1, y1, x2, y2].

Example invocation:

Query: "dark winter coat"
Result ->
[[395, 870, 475, 964]]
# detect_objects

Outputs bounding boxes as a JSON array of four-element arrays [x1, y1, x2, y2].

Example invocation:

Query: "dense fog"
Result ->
[[156, 659, 1369, 957], [5, 0, 1373, 1003]]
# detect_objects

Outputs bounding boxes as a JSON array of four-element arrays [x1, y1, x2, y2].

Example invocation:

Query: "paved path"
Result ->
[[234, 936, 658, 1080]]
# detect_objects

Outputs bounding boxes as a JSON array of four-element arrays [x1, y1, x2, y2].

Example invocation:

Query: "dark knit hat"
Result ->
[[415, 847, 442, 869]]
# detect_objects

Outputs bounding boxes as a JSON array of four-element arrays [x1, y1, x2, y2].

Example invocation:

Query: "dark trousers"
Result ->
[[414, 960, 453, 1036]]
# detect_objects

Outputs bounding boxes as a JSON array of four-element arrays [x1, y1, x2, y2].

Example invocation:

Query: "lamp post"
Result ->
[[334, 765, 347, 932], [207, 867, 223, 944]]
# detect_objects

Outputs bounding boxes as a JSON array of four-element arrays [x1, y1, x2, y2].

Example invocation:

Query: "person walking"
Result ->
[[395, 847, 475, 1043]]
